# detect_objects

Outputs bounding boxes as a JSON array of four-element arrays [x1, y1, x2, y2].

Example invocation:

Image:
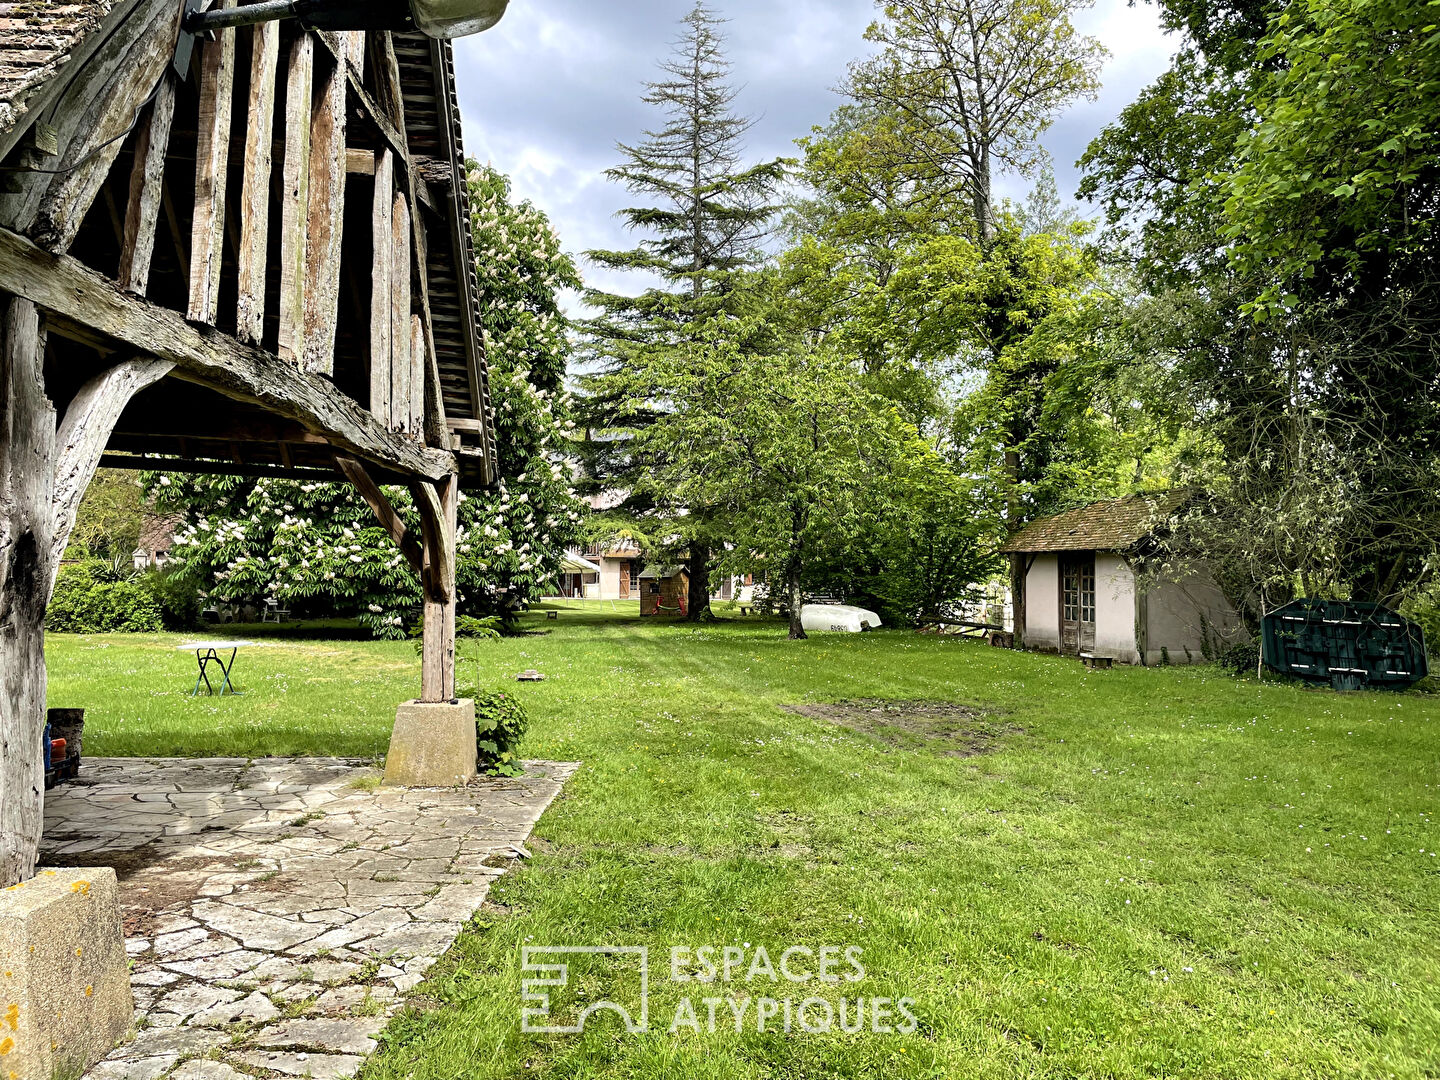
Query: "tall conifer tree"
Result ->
[[576, 3, 785, 620]]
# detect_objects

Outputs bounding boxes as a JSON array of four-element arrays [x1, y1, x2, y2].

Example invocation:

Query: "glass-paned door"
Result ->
[[1060, 554, 1097, 655]]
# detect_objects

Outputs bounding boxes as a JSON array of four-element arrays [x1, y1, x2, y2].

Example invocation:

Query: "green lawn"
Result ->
[[46, 605, 1440, 1078]]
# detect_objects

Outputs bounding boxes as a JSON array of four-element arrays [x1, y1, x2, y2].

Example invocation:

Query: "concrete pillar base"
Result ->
[[382, 699, 478, 787], [0, 866, 132, 1079]]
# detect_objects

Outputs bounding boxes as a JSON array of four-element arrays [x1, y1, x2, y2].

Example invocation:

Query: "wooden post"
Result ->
[[117, 73, 176, 295], [302, 48, 346, 375], [411, 476, 456, 702], [334, 454, 423, 574], [370, 149, 393, 421], [0, 297, 56, 889], [389, 190, 411, 432], [236, 20, 280, 345], [410, 314, 425, 436], [277, 33, 313, 363], [187, 5, 236, 324]]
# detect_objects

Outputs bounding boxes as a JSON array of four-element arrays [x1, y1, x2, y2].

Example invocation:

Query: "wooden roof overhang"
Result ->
[[0, 0, 496, 487]]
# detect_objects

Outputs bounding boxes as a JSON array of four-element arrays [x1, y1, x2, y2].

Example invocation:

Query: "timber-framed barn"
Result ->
[[0, 0, 498, 887]]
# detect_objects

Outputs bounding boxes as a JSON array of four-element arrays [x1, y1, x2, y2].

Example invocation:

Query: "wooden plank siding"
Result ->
[[236, 21, 280, 345], [187, 5, 236, 324]]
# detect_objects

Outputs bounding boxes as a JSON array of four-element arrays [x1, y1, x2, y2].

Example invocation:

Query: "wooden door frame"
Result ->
[[1059, 552, 1098, 656]]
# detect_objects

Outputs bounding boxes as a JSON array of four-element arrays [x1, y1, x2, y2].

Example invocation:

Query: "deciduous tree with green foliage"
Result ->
[[150, 164, 584, 634], [1081, 0, 1440, 614], [629, 310, 905, 639]]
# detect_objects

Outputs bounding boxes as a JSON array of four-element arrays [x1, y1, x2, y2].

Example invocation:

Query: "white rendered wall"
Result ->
[[1024, 554, 1061, 651], [1094, 554, 1140, 663]]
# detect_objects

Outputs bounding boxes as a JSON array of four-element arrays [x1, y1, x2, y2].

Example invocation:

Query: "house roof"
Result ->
[[999, 491, 1193, 554], [0, 0, 116, 138], [137, 511, 182, 555]]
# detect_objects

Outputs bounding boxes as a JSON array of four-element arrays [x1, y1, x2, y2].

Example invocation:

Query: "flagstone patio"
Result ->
[[40, 757, 578, 1080]]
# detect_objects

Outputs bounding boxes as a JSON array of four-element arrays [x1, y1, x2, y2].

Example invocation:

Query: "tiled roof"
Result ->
[[999, 491, 1193, 554], [0, 0, 114, 137]]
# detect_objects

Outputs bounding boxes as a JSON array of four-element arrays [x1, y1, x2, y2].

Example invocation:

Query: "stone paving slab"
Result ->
[[41, 757, 577, 1080]]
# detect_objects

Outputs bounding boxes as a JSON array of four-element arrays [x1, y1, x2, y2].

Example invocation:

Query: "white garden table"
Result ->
[[178, 640, 253, 696]]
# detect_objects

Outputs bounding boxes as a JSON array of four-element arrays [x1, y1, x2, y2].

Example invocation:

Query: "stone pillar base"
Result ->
[[0, 866, 132, 1079], [382, 699, 477, 788]]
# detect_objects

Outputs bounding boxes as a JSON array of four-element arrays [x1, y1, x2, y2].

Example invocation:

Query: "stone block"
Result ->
[[0, 867, 132, 1079], [382, 700, 477, 788]]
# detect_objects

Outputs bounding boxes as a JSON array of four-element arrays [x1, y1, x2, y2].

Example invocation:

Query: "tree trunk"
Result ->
[[0, 298, 56, 889], [685, 542, 712, 622], [1009, 552, 1027, 649], [1004, 447, 1025, 648], [787, 562, 806, 640]]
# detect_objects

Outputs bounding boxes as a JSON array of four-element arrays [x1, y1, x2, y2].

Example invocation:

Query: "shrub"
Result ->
[[48, 560, 164, 633], [147, 569, 203, 630], [1214, 635, 1262, 675], [474, 689, 529, 776], [457, 615, 503, 640]]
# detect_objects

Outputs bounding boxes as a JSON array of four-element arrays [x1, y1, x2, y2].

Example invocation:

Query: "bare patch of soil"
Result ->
[[782, 699, 1018, 756]]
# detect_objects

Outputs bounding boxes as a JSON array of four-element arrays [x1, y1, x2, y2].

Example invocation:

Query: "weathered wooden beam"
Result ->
[[16, 0, 181, 253], [410, 190, 448, 449], [409, 314, 426, 437], [277, 32, 314, 363], [315, 31, 408, 175], [187, 5, 236, 324], [390, 189, 412, 434], [0, 297, 55, 889], [117, 73, 176, 295], [99, 454, 339, 481], [345, 148, 376, 175], [302, 48, 346, 375], [0, 225, 458, 482], [360, 32, 407, 138], [236, 20, 280, 346], [50, 357, 174, 585], [335, 454, 423, 575], [0, 0, 153, 164], [370, 148, 394, 423], [446, 419, 487, 435], [411, 474, 457, 701]]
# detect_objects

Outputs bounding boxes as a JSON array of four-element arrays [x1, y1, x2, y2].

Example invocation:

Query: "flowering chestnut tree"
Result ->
[[148, 164, 584, 636]]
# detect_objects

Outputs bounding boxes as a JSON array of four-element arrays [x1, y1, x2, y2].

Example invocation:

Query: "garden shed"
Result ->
[[639, 565, 688, 617], [1001, 493, 1246, 665]]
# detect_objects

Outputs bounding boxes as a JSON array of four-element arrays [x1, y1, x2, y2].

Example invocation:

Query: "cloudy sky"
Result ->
[[452, 1, 1179, 301]]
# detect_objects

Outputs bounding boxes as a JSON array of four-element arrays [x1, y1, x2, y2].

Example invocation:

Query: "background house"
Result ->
[[132, 512, 182, 571], [1001, 493, 1246, 665], [555, 539, 642, 599]]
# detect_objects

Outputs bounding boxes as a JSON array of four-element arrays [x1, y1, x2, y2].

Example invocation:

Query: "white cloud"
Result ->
[[454, 0, 1179, 309]]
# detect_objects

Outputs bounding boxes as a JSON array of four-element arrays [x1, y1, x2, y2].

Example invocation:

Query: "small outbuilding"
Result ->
[[639, 565, 688, 617], [1000, 493, 1246, 665]]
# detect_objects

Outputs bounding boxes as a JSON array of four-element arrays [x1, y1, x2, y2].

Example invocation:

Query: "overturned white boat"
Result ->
[[800, 604, 883, 633]]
